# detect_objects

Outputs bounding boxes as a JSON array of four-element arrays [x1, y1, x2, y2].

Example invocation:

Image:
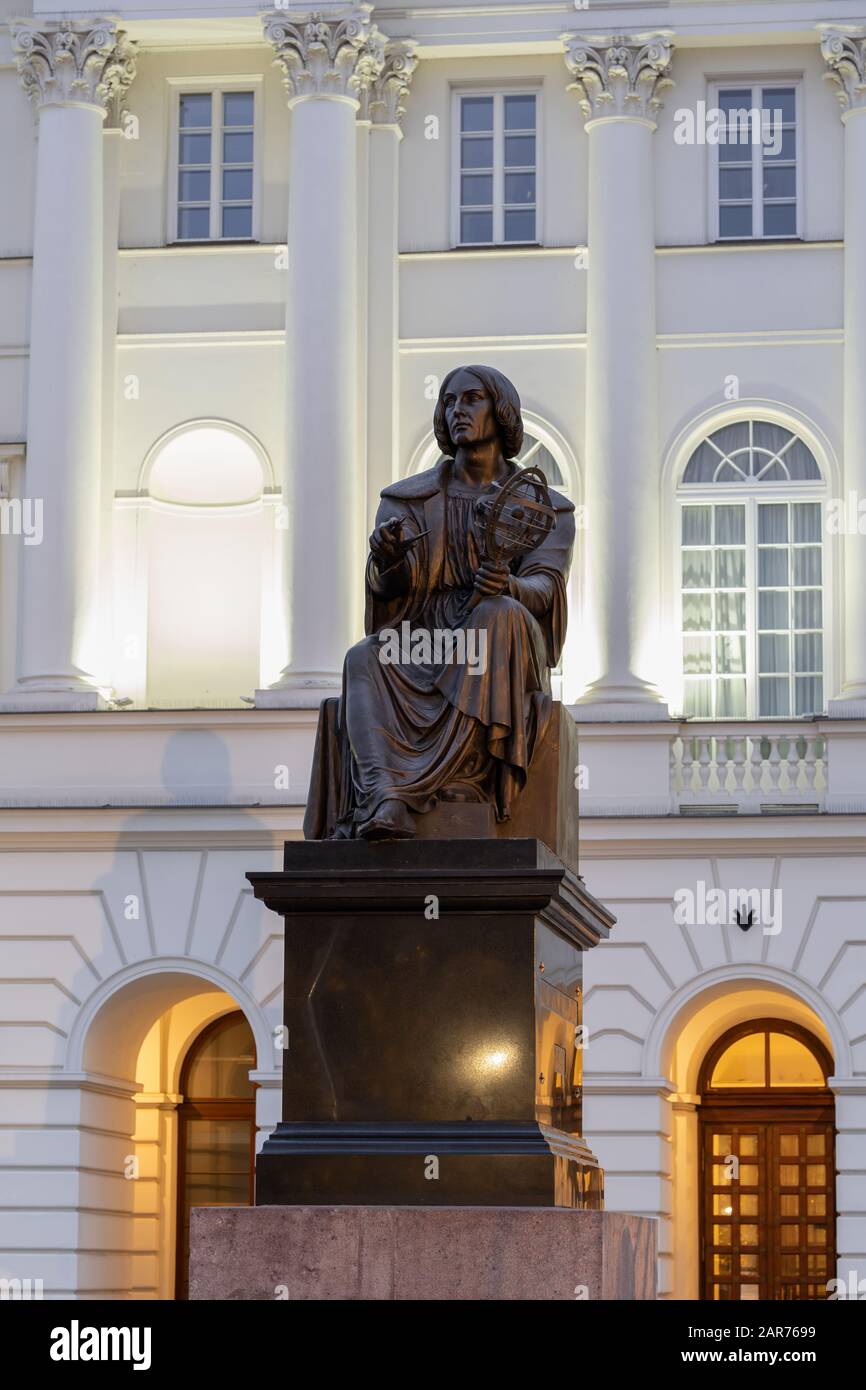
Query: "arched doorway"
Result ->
[[699, 1019, 836, 1301], [175, 1011, 257, 1300]]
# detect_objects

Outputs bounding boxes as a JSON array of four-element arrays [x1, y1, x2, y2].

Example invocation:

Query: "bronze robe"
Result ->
[[304, 457, 575, 839]]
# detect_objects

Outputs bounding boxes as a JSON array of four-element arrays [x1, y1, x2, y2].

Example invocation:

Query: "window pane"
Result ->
[[711, 1034, 766, 1087], [795, 676, 823, 715], [715, 549, 745, 587], [795, 633, 822, 672], [684, 680, 712, 717], [223, 168, 253, 201], [180, 93, 212, 128], [504, 208, 535, 242], [504, 171, 535, 204], [504, 94, 535, 129], [719, 167, 751, 200], [793, 547, 821, 585], [762, 87, 796, 124], [461, 136, 492, 169], [784, 439, 820, 480], [683, 593, 711, 631], [682, 506, 712, 545], [793, 502, 822, 541], [763, 202, 797, 236], [717, 678, 746, 716], [720, 141, 753, 164], [759, 634, 789, 674], [719, 204, 753, 237], [222, 205, 252, 238], [769, 1033, 824, 1086], [763, 165, 796, 199], [758, 548, 788, 585], [794, 590, 822, 628], [186, 1017, 256, 1098], [759, 590, 788, 628], [758, 504, 788, 542], [716, 592, 745, 631], [759, 676, 790, 716], [683, 636, 711, 674], [719, 89, 753, 113], [765, 128, 796, 161], [180, 132, 211, 164], [461, 173, 492, 206], [223, 131, 253, 164], [460, 210, 492, 243], [223, 91, 254, 126], [177, 206, 210, 239], [682, 550, 712, 588], [715, 505, 745, 544], [504, 134, 535, 166], [461, 97, 493, 132], [179, 169, 210, 202], [716, 635, 746, 674]]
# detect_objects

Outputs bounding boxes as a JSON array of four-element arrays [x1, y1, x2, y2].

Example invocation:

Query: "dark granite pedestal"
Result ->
[[246, 838, 615, 1208]]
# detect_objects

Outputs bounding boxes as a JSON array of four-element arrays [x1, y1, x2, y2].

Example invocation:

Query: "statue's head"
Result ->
[[433, 365, 524, 460]]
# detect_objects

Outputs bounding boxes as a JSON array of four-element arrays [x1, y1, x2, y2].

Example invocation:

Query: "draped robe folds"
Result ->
[[303, 457, 576, 840]]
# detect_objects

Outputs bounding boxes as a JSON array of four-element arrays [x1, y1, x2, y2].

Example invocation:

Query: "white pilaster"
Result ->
[[365, 42, 417, 518], [257, 7, 384, 709], [3, 21, 136, 712], [564, 34, 673, 721], [821, 29, 866, 717]]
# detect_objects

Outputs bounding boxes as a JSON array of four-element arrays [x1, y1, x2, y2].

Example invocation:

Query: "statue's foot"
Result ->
[[358, 799, 416, 840]]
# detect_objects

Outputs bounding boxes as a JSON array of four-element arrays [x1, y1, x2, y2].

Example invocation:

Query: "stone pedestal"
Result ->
[[189, 1205, 656, 1300], [247, 838, 614, 1208]]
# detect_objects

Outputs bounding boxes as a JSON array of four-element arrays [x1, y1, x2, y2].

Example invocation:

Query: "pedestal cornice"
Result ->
[[562, 31, 674, 127], [819, 27, 866, 119], [10, 18, 137, 115], [262, 5, 384, 108]]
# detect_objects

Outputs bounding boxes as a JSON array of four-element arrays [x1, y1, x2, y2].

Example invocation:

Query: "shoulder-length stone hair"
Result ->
[[433, 365, 524, 460]]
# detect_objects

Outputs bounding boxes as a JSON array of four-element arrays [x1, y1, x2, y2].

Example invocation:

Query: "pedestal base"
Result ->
[[189, 1205, 657, 1301]]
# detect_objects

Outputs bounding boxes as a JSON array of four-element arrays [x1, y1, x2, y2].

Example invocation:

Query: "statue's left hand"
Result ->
[[472, 559, 511, 597]]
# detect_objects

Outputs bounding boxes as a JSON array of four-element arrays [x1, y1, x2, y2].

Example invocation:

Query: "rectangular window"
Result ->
[[454, 90, 539, 247], [712, 82, 799, 241], [173, 84, 258, 243], [680, 498, 824, 718]]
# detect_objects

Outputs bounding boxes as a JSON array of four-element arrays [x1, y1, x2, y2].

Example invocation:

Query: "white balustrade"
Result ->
[[671, 724, 827, 812]]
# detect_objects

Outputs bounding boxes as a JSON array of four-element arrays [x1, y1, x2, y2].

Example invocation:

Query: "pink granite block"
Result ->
[[189, 1206, 656, 1301]]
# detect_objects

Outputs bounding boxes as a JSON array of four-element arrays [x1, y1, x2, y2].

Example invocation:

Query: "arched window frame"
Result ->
[[699, 1019, 833, 1099], [665, 404, 839, 721]]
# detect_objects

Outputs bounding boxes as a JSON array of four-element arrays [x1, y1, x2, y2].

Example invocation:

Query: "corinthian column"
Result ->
[[365, 42, 417, 516], [3, 20, 136, 710], [821, 28, 866, 715], [564, 34, 673, 719], [257, 7, 384, 708]]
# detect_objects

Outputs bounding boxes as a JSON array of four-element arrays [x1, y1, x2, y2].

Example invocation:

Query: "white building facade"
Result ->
[[0, 0, 865, 1300]]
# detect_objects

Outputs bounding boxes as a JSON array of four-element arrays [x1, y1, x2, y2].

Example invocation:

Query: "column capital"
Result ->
[[819, 26, 866, 118], [562, 31, 674, 126], [10, 18, 137, 115], [262, 6, 384, 107], [364, 40, 418, 129]]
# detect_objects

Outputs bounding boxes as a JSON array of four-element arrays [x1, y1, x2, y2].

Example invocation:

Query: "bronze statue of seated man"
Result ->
[[304, 365, 575, 841]]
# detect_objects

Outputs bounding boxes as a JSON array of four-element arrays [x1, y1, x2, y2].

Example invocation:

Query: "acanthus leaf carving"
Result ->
[[365, 41, 418, 128], [262, 6, 384, 105], [819, 26, 866, 115], [11, 19, 137, 114], [562, 32, 674, 125]]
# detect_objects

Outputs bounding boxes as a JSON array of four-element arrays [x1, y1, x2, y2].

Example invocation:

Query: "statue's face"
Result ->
[[442, 370, 498, 451]]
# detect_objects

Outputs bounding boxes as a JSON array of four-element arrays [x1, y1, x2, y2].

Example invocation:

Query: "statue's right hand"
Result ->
[[369, 516, 405, 567]]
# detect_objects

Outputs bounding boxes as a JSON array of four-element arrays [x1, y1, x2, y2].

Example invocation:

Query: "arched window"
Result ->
[[678, 420, 826, 718], [175, 1011, 256, 1300]]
